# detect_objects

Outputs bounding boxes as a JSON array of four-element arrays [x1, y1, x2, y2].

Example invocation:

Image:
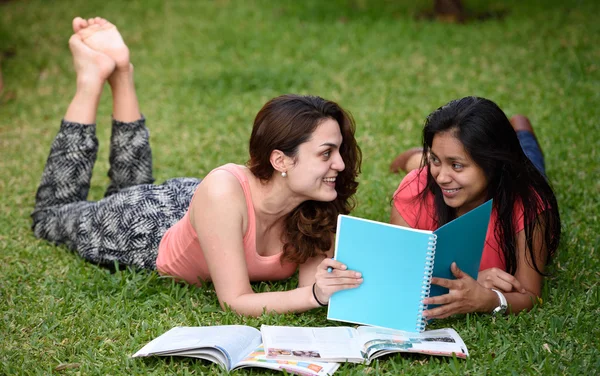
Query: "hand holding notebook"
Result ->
[[327, 199, 493, 332]]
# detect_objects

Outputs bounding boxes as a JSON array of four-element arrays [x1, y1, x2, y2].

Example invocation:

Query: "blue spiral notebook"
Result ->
[[327, 200, 492, 332]]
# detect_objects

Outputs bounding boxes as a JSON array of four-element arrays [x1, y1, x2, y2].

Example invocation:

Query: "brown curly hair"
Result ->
[[247, 94, 361, 264]]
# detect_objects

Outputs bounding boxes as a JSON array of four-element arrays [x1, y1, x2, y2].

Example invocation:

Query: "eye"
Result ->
[[429, 155, 440, 165], [323, 150, 331, 158], [452, 163, 463, 170]]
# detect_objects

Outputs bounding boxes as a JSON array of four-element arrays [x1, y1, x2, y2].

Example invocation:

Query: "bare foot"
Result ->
[[509, 114, 534, 133], [72, 16, 88, 33], [72, 16, 130, 71], [68, 33, 115, 88], [389, 147, 424, 173]]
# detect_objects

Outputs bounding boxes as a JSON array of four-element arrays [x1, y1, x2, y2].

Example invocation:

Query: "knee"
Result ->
[[30, 209, 75, 248], [31, 209, 50, 238]]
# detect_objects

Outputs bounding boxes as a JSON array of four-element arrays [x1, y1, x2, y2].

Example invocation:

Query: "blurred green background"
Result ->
[[1, 0, 598, 374]]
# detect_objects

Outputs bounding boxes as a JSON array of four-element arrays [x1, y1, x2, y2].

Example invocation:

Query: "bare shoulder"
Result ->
[[201, 169, 245, 197], [190, 169, 247, 222]]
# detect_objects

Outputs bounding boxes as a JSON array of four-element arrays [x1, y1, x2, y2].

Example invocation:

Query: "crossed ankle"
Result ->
[[108, 65, 134, 87], [75, 76, 106, 94], [112, 63, 134, 75]]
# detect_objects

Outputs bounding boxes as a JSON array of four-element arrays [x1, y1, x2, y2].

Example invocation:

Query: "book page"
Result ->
[[356, 326, 469, 360], [132, 325, 262, 370], [234, 345, 340, 376], [261, 325, 364, 363], [164, 347, 227, 365]]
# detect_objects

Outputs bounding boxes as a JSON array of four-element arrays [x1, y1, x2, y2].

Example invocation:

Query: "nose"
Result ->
[[435, 165, 452, 184], [333, 151, 345, 172]]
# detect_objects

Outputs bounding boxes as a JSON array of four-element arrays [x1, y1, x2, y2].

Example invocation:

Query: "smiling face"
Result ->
[[429, 130, 489, 216], [285, 118, 345, 202]]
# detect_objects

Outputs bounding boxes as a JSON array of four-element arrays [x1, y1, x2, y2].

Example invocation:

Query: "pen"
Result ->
[[327, 257, 334, 273]]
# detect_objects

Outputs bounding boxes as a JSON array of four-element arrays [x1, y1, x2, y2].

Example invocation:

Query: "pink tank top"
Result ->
[[156, 163, 298, 286]]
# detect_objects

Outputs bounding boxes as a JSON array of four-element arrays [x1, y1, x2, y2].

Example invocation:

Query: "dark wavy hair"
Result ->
[[418, 96, 560, 275], [247, 94, 362, 264]]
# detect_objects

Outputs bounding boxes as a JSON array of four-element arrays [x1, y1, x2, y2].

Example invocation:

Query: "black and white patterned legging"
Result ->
[[31, 118, 200, 270]]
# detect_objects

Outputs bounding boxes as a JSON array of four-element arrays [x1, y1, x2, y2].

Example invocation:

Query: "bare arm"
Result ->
[[424, 216, 549, 317], [393, 196, 547, 316], [190, 171, 313, 316], [501, 221, 547, 313], [390, 204, 411, 227], [297, 244, 363, 306], [191, 171, 361, 316], [476, 215, 548, 313], [297, 249, 331, 288]]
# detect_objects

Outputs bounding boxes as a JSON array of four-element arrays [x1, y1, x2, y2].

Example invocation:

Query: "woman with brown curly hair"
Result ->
[[32, 17, 363, 316]]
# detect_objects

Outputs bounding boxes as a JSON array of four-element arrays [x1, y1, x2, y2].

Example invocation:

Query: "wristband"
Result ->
[[312, 283, 328, 307], [490, 288, 508, 315]]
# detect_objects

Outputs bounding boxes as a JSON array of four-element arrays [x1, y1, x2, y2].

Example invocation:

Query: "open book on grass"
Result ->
[[132, 325, 339, 375], [261, 325, 468, 364]]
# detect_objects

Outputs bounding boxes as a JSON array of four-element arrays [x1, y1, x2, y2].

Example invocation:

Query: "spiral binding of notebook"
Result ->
[[416, 234, 437, 332]]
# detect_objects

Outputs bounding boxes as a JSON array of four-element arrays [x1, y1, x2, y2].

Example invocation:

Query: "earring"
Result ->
[[281, 171, 287, 178]]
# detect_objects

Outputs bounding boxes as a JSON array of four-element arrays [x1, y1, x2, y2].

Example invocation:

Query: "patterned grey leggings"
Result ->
[[31, 118, 200, 270]]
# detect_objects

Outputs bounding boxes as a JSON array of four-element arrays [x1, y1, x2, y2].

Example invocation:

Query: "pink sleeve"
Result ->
[[392, 168, 436, 230]]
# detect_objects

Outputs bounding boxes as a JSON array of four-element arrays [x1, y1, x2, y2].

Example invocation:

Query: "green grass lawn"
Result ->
[[1, 0, 599, 374]]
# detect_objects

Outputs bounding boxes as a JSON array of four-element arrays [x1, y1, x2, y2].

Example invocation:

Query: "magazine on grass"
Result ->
[[132, 325, 339, 375], [261, 325, 469, 364]]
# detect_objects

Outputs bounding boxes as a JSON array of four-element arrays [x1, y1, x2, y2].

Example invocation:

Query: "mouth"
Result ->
[[323, 177, 336, 183], [442, 188, 460, 193]]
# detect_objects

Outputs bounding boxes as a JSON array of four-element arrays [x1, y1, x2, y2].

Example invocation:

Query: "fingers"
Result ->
[[423, 303, 458, 319], [313, 279, 361, 306], [451, 262, 468, 279], [315, 259, 363, 302], [321, 268, 363, 287], [314, 276, 362, 305], [423, 293, 452, 306], [497, 271, 526, 293], [431, 264, 475, 290], [430, 277, 455, 289], [423, 266, 522, 318], [319, 258, 347, 273], [480, 278, 512, 292], [324, 277, 363, 287], [478, 268, 526, 293], [316, 258, 362, 282]]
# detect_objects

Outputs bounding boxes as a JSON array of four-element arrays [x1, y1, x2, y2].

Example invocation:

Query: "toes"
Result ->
[[68, 33, 85, 51], [96, 17, 108, 26], [77, 24, 102, 40], [98, 18, 116, 31], [72, 17, 87, 32], [87, 18, 96, 25]]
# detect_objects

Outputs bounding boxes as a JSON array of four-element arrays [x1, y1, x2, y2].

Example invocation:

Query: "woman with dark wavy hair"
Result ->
[[389, 96, 560, 318], [32, 17, 363, 316]]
